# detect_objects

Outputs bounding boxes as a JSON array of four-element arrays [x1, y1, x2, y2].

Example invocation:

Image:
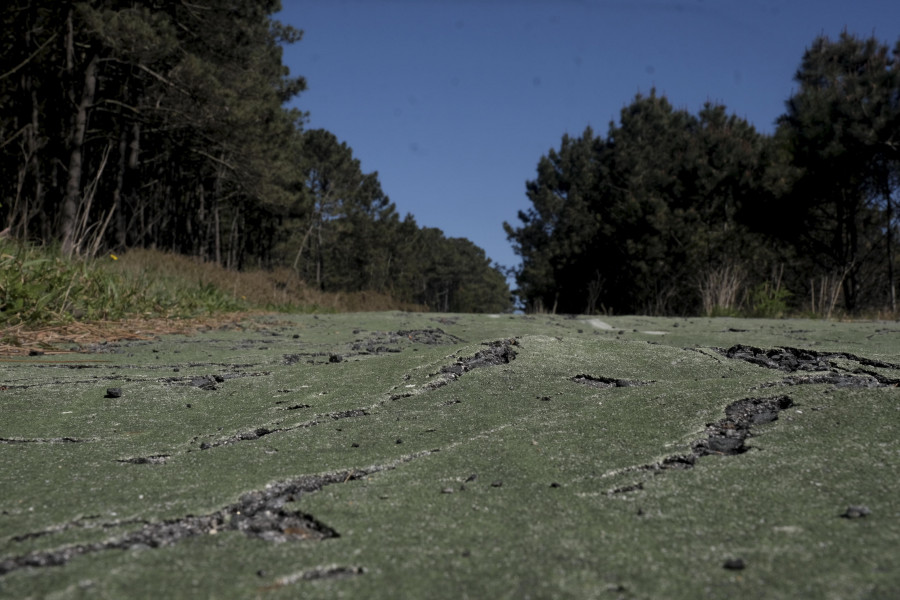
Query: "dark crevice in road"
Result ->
[[260, 565, 366, 590], [116, 455, 170, 465], [609, 395, 793, 494], [186, 341, 518, 450], [281, 329, 466, 366], [0, 369, 268, 392], [572, 374, 651, 389], [408, 339, 518, 398], [717, 344, 900, 387], [0, 450, 434, 577], [0, 436, 90, 444], [160, 370, 270, 391], [196, 408, 370, 450], [0, 341, 520, 574], [10, 516, 148, 543]]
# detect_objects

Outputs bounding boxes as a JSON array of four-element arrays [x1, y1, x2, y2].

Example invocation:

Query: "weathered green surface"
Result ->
[[1, 313, 898, 599]]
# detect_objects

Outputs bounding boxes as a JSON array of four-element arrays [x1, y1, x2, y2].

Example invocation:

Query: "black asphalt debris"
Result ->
[[841, 505, 871, 519]]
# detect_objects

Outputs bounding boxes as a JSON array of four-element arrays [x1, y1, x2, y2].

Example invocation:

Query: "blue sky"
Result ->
[[276, 0, 900, 279]]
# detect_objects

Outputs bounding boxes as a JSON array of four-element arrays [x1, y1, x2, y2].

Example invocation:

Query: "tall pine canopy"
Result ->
[[507, 32, 900, 316], [0, 1, 511, 313], [506, 91, 772, 315]]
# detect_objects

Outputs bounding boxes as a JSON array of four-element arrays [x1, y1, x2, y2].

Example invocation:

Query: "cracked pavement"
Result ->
[[1, 313, 899, 599]]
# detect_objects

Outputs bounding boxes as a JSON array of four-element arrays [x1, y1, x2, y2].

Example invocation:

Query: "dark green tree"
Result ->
[[776, 32, 900, 312], [286, 128, 394, 290], [0, 0, 307, 264], [0, 1, 512, 313], [504, 127, 602, 313], [507, 91, 772, 315]]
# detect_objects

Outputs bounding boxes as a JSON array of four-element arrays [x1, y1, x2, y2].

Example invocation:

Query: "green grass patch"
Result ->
[[0, 241, 421, 329], [0, 241, 247, 325]]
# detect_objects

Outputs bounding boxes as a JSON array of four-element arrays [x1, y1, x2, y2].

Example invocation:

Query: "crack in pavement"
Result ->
[[718, 344, 900, 387], [2, 411, 519, 578], [571, 374, 651, 389], [116, 455, 170, 465], [604, 395, 794, 494], [0, 369, 268, 392], [0, 339, 523, 577], [0, 436, 92, 444], [260, 564, 365, 590], [0, 450, 436, 577], [10, 516, 148, 543], [196, 409, 370, 450], [193, 340, 518, 449], [392, 338, 518, 399]]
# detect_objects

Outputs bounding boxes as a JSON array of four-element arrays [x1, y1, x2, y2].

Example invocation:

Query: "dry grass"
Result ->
[[106, 248, 423, 313], [699, 264, 745, 316], [0, 313, 265, 356], [0, 247, 423, 355]]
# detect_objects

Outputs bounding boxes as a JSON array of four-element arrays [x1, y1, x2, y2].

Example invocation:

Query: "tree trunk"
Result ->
[[113, 127, 128, 249], [886, 186, 896, 313], [27, 85, 44, 239], [61, 53, 99, 256]]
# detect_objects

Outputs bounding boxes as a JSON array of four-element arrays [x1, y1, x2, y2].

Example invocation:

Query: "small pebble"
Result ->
[[841, 505, 871, 519], [441, 487, 454, 494]]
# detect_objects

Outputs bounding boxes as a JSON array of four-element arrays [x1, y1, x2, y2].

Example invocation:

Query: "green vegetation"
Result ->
[[507, 32, 900, 317], [0, 1, 511, 314], [0, 240, 425, 328], [0, 240, 241, 325]]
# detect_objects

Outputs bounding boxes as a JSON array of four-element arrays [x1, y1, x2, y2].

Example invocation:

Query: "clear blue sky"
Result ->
[[276, 0, 900, 278]]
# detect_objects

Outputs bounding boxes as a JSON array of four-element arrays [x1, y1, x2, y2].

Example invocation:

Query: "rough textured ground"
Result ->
[[1, 313, 898, 599]]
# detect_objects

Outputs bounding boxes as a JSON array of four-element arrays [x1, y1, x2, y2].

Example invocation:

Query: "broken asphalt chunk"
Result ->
[[840, 505, 871, 519]]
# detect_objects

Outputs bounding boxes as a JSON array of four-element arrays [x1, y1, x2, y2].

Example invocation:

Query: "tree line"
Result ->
[[506, 32, 900, 316], [0, 1, 511, 313]]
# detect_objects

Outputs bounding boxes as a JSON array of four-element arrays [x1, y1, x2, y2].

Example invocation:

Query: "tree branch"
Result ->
[[0, 32, 58, 82]]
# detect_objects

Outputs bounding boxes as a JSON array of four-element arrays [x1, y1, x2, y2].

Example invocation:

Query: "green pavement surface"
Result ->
[[1, 313, 898, 599]]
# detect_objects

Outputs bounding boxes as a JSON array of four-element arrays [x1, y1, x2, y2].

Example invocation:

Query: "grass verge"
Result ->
[[0, 241, 421, 354]]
